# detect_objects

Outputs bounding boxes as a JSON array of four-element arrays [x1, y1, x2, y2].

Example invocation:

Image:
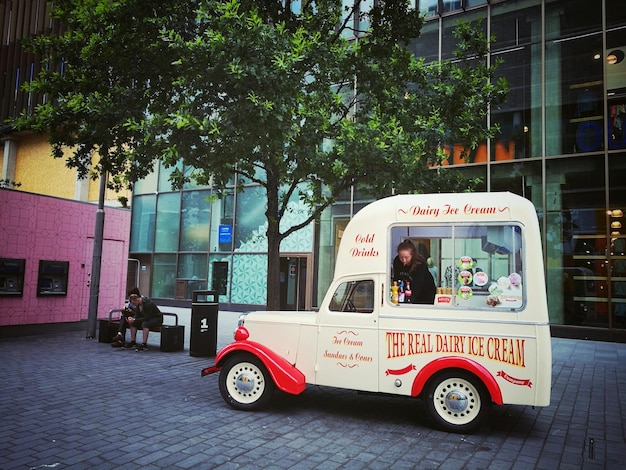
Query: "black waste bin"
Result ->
[[190, 290, 219, 357], [160, 325, 185, 352], [98, 318, 118, 343]]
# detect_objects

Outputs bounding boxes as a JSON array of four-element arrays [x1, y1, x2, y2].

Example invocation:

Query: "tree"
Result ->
[[15, 0, 507, 310]]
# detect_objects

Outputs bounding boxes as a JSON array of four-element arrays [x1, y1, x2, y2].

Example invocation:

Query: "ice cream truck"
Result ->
[[201, 192, 552, 433]]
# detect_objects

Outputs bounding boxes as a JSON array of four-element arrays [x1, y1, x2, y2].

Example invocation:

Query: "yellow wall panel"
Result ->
[[6, 134, 131, 204], [14, 134, 77, 199]]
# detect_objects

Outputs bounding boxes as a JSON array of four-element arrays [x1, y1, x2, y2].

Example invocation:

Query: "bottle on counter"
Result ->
[[405, 282, 412, 303], [398, 280, 405, 303], [391, 281, 399, 304]]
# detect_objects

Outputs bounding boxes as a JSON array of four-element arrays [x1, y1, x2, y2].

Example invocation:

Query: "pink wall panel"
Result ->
[[0, 189, 131, 326]]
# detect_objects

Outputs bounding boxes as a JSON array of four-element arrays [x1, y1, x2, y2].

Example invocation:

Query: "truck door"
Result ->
[[315, 279, 379, 392]]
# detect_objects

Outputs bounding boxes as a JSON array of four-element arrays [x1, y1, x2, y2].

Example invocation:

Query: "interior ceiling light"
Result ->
[[607, 49, 625, 65], [612, 209, 624, 217], [612, 221, 622, 229]]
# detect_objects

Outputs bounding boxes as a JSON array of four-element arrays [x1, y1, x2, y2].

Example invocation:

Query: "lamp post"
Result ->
[[86, 172, 106, 338]]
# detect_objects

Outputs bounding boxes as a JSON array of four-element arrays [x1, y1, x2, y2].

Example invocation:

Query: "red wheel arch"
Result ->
[[411, 356, 503, 405], [215, 340, 306, 396]]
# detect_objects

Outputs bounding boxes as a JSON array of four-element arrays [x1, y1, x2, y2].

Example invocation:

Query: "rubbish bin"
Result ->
[[98, 318, 117, 343], [160, 325, 185, 352], [190, 290, 219, 357]]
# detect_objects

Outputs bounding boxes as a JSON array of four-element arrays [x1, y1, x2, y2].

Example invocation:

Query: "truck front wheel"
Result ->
[[219, 354, 275, 411], [423, 369, 490, 433]]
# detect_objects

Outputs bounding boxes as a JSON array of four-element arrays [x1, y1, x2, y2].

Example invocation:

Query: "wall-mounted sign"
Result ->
[[219, 225, 233, 244]]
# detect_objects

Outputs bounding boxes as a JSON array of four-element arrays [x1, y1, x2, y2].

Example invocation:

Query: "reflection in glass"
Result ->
[[490, 161, 541, 205], [154, 193, 180, 252], [132, 164, 158, 194], [180, 191, 210, 252], [545, 157, 607, 327], [130, 195, 156, 253], [177, 253, 208, 280], [152, 254, 176, 299], [234, 186, 267, 251], [158, 160, 181, 192], [609, 152, 626, 329]]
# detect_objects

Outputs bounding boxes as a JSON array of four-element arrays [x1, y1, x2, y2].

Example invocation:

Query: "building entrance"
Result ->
[[279, 255, 311, 311]]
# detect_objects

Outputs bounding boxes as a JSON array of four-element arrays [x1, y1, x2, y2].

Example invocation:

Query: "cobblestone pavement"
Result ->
[[1, 310, 625, 469]]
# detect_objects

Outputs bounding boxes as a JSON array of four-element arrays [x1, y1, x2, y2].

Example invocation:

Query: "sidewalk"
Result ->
[[0, 309, 625, 469]]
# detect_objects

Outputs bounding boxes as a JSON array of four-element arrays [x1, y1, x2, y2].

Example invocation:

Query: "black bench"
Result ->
[[98, 309, 185, 351]]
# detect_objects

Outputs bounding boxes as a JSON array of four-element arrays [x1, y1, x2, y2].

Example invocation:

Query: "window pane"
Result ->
[[390, 224, 525, 311], [130, 195, 156, 252], [490, 1, 542, 160], [132, 164, 158, 194], [158, 160, 181, 192], [490, 161, 543, 216], [211, 190, 234, 251], [182, 165, 211, 190], [545, 156, 607, 327], [391, 225, 452, 302], [152, 254, 177, 298], [491, 0, 540, 51], [606, 0, 626, 29], [419, 0, 438, 18], [234, 186, 267, 252], [177, 253, 208, 280], [545, 0, 601, 40], [442, 0, 462, 14], [409, 21, 439, 62], [154, 193, 181, 252], [491, 47, 536, 160], [180, 190, 211, 251], [330, 280, 374, 313], [608, 152, 626, 330], [441, 14, 486, 60], [330, 282, 350, 311], [177, 253, 208, 299]]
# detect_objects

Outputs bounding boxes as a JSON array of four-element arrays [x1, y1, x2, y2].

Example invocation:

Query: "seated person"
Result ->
[[111, 287, 141, 348], [127, 292, 163, 351], [392, 240, 436, 304]]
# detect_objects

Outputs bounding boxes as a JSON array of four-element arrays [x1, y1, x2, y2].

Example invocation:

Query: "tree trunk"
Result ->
[[265, 176, 282, 311]]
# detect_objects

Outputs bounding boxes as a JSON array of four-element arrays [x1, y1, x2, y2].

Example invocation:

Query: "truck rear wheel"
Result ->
[[423, 369, 490, 433], [219, 354, 275, 410]]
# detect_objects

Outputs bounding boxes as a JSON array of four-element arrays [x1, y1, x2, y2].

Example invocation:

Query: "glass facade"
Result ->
[[129, 0, 625, 336], [407, 0, 626, 335], [130, 175, 315, 305], [317, 0, 626, 335]]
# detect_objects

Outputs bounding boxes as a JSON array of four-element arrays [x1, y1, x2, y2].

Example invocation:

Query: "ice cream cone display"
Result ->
[[486, 272, 523, 308]]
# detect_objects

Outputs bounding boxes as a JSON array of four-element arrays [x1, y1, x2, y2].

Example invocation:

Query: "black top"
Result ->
[[137, 296, 163, 322], [392, 256, 437, 304]]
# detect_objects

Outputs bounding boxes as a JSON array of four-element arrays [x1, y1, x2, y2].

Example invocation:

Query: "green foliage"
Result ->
[[13, 0, 507, 308], [15, 0, 195, 187]]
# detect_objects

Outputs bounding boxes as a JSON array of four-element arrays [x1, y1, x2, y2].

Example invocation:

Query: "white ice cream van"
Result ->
[[201, 192, 551, 433]]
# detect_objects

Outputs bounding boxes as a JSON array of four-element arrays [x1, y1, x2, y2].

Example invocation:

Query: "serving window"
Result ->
[[390, 224, 524, 311], [37, 260, 69, 296], [0, 258, 26, 297]]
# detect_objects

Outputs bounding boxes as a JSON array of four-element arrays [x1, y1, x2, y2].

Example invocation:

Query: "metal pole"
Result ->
[[86, 172, 106, 338]]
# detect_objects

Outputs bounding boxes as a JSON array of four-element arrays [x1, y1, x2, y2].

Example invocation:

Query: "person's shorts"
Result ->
[[139, 318, 162, 330]]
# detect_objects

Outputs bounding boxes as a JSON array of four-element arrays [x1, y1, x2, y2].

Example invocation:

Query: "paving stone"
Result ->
[[1, 317, 626, 469]]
